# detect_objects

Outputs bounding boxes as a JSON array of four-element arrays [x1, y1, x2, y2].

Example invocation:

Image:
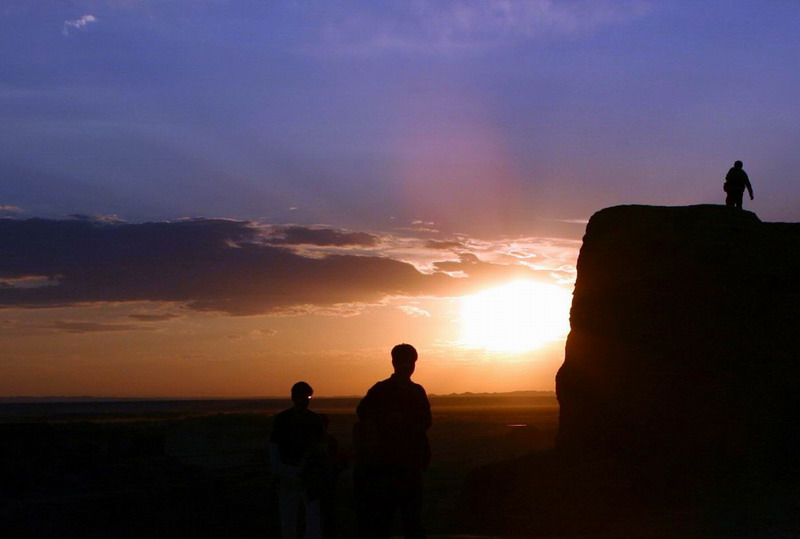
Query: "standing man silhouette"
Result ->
[[724, 160, 754, 210], [354, 344, 431, 539], [270, 381, 324, 539]]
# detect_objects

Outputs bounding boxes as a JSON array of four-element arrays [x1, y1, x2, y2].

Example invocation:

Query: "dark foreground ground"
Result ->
[[5, 394, 798, 538], [0, 393, 559, 538]]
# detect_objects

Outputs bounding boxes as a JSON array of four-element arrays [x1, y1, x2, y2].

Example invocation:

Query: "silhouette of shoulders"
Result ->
[[357, 374, 431, 428], [270, 407, 324, 466], [726, 166, 749, 186], [356, 373, 432, 470]]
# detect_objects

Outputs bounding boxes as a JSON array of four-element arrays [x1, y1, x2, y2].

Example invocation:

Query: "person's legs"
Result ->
[[319, 484, 337, 539], [354, 470, 372, 539], [279, 469, 303, 539], [399, 471, 425, 539], [304, 498, 322, 539], [726, 190, 745, 209], [356, 470, 396, 539], [371, 488, 397, 539]]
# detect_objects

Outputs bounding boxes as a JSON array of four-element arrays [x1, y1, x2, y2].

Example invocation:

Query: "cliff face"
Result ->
[[557, 205, 800, 470], [457, 205, 800, 536]]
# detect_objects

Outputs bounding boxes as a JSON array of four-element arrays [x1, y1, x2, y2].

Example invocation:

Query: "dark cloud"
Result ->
[[269, 226, 378, 247], [41, 321, 157, 334], [434, 253, 550, 283], [68, 214, 125, 224], [0, 218, 452, 315], [425, 240, 465, 250], [0, 218, 557, 315]]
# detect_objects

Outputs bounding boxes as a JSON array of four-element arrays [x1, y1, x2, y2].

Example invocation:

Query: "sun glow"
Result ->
[[459, 280, 572, 352]]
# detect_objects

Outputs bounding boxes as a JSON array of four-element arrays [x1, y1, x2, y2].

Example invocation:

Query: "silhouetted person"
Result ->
[[354, 344, 431, 539], [270, 381, 324, 539], [724, 160, 754, 209], [317, 414, 349, 539]]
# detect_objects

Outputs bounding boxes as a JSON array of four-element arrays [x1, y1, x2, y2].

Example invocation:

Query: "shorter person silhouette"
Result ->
[[724, 160, 754, 210], [270, 381, 324, 539], [317, 414, 349, 539], [354, 343, 431, 539]]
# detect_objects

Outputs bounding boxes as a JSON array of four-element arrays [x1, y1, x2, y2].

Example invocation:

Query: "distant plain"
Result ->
[[1, 392, 558, 538]]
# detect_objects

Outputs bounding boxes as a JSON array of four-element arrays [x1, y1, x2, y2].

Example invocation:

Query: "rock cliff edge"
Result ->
[[557, 205, 800, 472], [458, 205, 800, 536]]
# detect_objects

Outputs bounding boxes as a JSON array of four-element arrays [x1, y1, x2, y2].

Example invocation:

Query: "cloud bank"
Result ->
[[41, 320, 156, 334], [267, 226, 379, 247], [0, 218, 564, 316]]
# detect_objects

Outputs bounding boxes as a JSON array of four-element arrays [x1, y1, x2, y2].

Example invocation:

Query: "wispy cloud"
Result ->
[[41, 320, 156, 334], [249, 328, 277, 337], [0, 206, 23, 214], [0, 275, 59, 289], [226, 328, 277, 341], [62, 14, 97, 36], [128, 313, 182, 322], [266, 226, 379, 247], [68, 213, 125, 223], [398, 305, 432, 318], [313, 0, 650, 55], [539, 217, 590, 225]]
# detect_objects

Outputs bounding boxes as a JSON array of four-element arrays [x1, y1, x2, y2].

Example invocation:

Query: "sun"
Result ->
[[459, 280, 572, 352]]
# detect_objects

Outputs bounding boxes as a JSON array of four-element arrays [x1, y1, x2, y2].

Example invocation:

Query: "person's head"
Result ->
[[291, 381, 313, 408], [734, 160, 743, 169], [391, 343, 418, 378]]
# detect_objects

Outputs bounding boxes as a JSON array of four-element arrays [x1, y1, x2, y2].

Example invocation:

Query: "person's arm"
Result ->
[[417, 386, 432, 431], [356, 384, 378, 420], [744, 173, 754, 199], [269, 415, 285, 477], [310, 415, 327, 463], [269, 442, 284, 477]]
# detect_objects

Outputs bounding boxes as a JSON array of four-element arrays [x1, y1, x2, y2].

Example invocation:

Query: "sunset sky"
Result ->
[[2, 1, 799, 397]]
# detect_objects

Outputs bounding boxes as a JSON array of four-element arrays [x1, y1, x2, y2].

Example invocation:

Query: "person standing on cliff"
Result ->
[[354, 343, 432, 539], [724, 160, 754, 210]]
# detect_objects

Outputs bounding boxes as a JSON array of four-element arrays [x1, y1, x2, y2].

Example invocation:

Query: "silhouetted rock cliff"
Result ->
[[457, 205, 800, 537], [558, 204, 800, 474]]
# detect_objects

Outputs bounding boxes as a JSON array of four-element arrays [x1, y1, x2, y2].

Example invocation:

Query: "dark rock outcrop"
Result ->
[[458, 205, 800, 536], [557, 204, 800, 475]]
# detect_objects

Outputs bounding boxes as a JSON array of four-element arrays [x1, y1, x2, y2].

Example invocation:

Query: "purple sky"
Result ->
[[3, 1, 799, 233]]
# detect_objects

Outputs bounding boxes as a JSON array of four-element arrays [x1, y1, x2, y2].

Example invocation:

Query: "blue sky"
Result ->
[[1, 1, 799, 396], [3, 0, 799, 233]]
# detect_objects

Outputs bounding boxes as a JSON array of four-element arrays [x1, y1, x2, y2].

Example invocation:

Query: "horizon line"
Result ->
[[0, 389, 556, 402]]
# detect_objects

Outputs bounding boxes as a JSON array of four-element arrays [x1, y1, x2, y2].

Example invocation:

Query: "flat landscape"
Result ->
[[1, 392, 558, 538]]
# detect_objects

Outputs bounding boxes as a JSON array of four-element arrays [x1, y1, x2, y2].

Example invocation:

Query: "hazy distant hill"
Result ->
[[0, 391, 557, 422]]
